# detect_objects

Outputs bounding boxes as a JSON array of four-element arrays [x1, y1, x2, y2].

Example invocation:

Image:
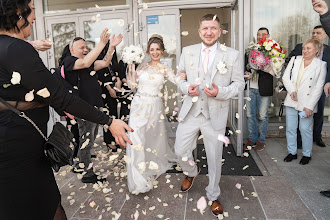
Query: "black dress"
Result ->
[[98, 61, 132, 145], [0, 35, 110, 219]]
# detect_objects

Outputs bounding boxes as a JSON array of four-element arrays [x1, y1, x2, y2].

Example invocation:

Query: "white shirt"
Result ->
[[201, 42, 218, 72]]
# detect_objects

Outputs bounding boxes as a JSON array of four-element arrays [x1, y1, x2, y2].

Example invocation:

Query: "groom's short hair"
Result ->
[[199, 14, 220, 27]]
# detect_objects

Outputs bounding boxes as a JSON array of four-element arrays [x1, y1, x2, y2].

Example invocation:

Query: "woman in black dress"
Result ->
[[97, 46, 132, 152], [0, 1, 132, 219]]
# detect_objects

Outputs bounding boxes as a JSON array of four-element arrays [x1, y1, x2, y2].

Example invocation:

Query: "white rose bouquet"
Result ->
[[121, 45, 145, 88]]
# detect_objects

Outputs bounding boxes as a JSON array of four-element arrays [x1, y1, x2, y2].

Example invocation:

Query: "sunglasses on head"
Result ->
[[71, 37, 85, 48]]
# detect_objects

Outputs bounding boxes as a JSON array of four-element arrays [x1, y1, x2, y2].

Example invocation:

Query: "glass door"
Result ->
[[45, 16, 79, 68], [140, 9, 181, 112], [45, 12, 129, 68], [78, 12, 129, 59], [229, 0, 245, 156]]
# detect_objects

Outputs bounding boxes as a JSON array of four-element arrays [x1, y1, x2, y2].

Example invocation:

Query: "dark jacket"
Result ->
[[288, 43, 330, 83], [245, 53, 274, 96], [320, 10, 330, 37]]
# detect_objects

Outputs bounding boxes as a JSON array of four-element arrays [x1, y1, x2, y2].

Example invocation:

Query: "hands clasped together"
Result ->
[[178, 70, 219, 97], [290, 92, 313, 118]]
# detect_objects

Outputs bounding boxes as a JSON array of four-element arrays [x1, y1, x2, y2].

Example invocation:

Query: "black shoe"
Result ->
[[297, 141, 302, 149], [284, 154, 297, 162], [81, 174, 107, 183], [107, 144, 119, 152], [299, 156, 311, 165], [320, 190, 330, 198], [315, 139, 326, 147]]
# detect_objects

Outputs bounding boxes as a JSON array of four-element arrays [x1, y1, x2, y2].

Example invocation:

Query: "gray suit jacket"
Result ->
[[178, 42, 244, 130]]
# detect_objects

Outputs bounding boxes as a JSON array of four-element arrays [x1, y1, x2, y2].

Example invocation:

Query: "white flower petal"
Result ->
[[36, 87, 50, 98], [242, 165, 249, 170], [149, 161, 159, 170], [197, 196, 207, 215], [25, 89, 34, 102], [192, 96, 199, 103], [181, 31, 189, 36], [181, 156, 189, 162], [118, 19, 125, 26], [11, 71, 21, 85], [195, 78, 202, 85], [218, 134, 230, 147]]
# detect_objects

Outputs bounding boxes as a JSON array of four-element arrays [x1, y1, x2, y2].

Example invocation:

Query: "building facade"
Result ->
[[31, 0, 329, 155]]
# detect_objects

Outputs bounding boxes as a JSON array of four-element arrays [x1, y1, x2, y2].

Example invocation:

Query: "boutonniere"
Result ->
[[217, 60, 228, 74]]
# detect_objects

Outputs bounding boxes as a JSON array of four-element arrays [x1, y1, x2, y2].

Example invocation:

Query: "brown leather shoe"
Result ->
[[181, 167, 200, 192], [211, 200, 223, 216]]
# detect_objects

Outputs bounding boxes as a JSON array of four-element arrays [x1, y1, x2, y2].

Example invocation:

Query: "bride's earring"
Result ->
[[18, 15, 22, 20]]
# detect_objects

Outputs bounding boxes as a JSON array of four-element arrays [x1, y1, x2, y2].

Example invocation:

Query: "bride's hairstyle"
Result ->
[[147, 34, 165, 53]]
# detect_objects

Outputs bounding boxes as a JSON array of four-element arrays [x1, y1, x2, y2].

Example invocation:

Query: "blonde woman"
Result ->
[[283, 39, 326, 165]]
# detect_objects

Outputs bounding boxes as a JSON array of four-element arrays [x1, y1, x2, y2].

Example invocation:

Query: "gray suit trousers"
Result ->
[[175, 112, 224, 201]]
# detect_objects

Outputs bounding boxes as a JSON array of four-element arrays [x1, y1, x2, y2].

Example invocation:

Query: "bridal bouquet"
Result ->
[[247, 35, 287, 78], [122, 45, 145, 64], [121, 45, 145, 88]]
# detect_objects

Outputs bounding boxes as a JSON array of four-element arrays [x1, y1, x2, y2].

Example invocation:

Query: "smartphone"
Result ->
[[299, 111, 306, 119]]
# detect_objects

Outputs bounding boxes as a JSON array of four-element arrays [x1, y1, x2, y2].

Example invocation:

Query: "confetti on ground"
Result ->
[[243, 165, 249, 170], [235, 183, 241, 189], [197, 196, 207, 215]]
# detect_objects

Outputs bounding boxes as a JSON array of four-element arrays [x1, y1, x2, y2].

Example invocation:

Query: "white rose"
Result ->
[[265, 45, 272, 51]]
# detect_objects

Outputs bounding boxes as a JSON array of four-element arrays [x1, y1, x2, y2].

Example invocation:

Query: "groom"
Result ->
[[175, 14, 244, 216]]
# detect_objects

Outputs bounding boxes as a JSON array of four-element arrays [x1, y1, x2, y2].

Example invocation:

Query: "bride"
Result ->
[[126, 35, 183, 194]]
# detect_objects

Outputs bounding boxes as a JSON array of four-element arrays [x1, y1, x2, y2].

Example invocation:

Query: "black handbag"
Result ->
[[0, 97, 74, 172], [274, 56, 297, 117]]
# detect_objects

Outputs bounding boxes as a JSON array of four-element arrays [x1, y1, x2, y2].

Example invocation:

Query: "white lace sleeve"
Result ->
[[164, 67, 179, 84]]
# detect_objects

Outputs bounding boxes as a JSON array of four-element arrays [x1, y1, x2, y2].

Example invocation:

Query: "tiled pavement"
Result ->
[[55, 137, 330, 220]]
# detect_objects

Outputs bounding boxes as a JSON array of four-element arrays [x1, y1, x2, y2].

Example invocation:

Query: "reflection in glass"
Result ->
[[83, 19, 125, 59], [252, 0, 327, 123], [51, 22, 76, 67], [145, 14, 177, 111], [43, 0, 128, 13]]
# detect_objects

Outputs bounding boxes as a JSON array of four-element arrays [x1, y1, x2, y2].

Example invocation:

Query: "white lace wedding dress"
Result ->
[[126, 63, 177, 194]]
